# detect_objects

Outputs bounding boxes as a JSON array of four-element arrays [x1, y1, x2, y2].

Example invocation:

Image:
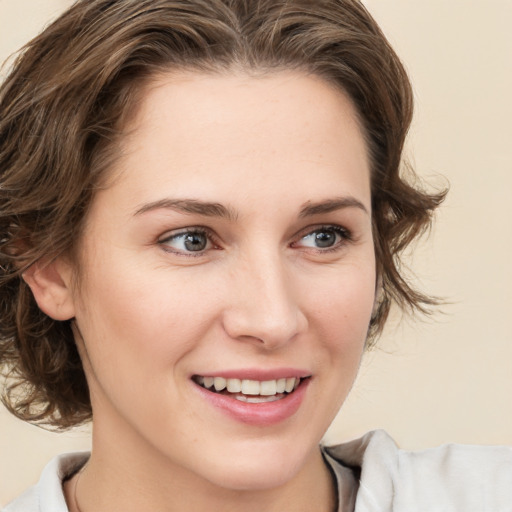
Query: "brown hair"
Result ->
[[0, 0, 445, 429]]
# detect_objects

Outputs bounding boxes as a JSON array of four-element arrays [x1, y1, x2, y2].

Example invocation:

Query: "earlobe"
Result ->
[[22, 258, 76, 321]]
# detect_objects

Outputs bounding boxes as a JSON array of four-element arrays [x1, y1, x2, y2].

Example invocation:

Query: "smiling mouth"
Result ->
[[193, 375, 308, 403]]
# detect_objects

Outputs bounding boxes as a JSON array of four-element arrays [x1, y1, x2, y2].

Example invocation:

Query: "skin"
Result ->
[[28, 70, 376, 511]]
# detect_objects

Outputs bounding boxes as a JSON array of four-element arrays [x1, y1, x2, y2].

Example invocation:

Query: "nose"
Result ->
[[222, 252, 308, 350]]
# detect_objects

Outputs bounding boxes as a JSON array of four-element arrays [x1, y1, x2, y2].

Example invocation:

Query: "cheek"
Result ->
[[73, 259, 221, 394], [306, 262, 374, 399], [306, 260, 376, 340], [300, 262, 375, 427]]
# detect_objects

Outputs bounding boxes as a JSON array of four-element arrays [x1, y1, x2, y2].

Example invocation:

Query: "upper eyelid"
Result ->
[[158, 226, 212, 242], [294, 224, 351, 240]]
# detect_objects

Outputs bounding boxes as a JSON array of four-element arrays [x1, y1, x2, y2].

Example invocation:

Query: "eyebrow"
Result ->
[[134, 198, 238, 221], [134, 195, 368, 220], [298, 197, 368, 217]]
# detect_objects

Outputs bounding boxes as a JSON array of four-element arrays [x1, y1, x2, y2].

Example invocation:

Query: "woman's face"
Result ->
[[69, 71, 375, 490]]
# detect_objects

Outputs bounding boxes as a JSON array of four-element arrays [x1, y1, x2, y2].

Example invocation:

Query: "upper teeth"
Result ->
[[197, 376, 300, 395]]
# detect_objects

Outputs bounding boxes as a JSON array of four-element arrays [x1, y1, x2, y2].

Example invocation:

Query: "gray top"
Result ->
[[4, 430, 512, 512]]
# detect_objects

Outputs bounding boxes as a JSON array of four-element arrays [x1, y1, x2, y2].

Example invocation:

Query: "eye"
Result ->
[[295, 225, 350, 250], [159, 228, 214, 255]]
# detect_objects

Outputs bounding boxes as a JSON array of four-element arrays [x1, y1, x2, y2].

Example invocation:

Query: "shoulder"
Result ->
[[3, 452, 89, 512], [323, 430, 512, 512]]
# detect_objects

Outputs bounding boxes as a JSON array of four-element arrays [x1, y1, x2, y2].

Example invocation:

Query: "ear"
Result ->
[[22, 258, 76, 321], [372, 274, 384, 319]]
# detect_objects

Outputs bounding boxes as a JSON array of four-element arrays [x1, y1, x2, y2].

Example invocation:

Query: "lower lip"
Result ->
[[193, 379, 310, 426]]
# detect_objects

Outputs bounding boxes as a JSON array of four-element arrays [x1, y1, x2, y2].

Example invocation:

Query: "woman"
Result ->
[[1, 1, 510, 511]]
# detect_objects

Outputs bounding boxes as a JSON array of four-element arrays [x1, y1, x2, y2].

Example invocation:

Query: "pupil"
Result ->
[[184, 233, 207, 251], [315, 231, 335, 248]]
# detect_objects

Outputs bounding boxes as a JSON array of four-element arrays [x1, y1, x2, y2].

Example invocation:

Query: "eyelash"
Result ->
[[158, 224, 352, 257], [158, 227, 218, 257], [293, 225, 352, 253]]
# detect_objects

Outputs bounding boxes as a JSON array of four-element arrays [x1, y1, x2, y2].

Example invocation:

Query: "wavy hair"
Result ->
[[0, 0, 445, 428]]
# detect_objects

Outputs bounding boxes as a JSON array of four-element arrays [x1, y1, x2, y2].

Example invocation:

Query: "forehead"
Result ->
[[103, 70, 371, 216]]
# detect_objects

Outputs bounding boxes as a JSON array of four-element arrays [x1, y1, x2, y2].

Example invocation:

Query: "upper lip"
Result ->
[[192, 368, 312, 380]]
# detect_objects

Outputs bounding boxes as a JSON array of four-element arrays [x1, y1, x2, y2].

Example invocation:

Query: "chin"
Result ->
[[190, 437, 315, 492]]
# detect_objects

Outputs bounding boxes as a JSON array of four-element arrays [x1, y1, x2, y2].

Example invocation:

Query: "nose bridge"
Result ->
[[223, 246, 306, 348]]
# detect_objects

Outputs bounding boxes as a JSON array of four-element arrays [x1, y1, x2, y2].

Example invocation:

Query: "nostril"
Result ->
[[223, 305, 306, 346]]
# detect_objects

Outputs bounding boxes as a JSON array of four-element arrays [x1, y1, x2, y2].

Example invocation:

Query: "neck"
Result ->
[[68, 421, 336, 512]]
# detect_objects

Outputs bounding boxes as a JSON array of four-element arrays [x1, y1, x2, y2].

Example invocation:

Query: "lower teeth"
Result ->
[[233, 394, 283, 403]]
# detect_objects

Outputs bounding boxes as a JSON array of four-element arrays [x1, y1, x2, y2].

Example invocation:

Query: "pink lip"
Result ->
[[192, 376, 311, 427]]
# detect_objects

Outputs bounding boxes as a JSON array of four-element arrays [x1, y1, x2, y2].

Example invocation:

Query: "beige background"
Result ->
[[1, 0, 511, 506]]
